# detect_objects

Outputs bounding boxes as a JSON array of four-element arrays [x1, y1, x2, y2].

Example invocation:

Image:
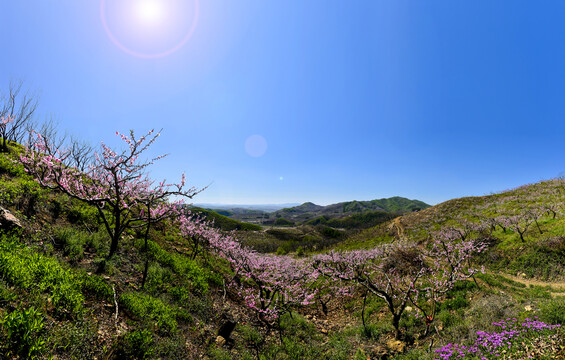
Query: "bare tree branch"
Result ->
[[0, 80, 38, 151]]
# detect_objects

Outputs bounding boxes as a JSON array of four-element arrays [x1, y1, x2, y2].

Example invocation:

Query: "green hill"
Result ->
[[338, 179, 565, 280], [270, 197, 430, 224], [188, 207, 262, 231]]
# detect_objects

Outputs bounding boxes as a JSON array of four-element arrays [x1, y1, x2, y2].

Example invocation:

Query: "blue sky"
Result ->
[[2, 1, 565, 206]]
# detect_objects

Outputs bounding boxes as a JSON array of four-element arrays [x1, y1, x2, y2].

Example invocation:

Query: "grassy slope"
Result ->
[[0, 146, 564, 359], [339, 179, 565, 280], [0, 149, 362, 359]]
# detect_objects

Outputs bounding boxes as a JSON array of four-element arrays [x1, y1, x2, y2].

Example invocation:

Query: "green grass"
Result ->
[[3, 146, 565, 359], [81, 272, 114, 301], [0, 235, 84, 316], [49, 319, 98, 359], [120, 292, 179, 334], [119, 328, 156, 360], [539, 296, 565, 325], [65, 202, 101, 226], [53, 227, 107, 262], [134, 238, 218, 294], [1, 306, 47, 359], [0, 176, 43, 217]]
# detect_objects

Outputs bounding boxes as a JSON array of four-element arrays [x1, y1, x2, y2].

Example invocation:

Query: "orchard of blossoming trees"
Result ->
[[17, 128, 501, 341], [176, 208, 489, 337]]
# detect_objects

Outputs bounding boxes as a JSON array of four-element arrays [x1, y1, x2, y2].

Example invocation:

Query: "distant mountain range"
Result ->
[[192, 197, 430, 226], [272, 197, 430, 223]]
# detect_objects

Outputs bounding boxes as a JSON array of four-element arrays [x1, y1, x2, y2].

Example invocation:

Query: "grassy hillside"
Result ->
[[307, 210, 397, 230], [341, 179, 565, 280], [0, 144, 564, 359]]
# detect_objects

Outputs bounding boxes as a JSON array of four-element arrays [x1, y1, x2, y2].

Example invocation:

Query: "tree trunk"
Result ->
[[108, 206, 121, 257], [361, 291, 369, 333], [534, 219, 543, 234], [518, 230, 525, 243], [141, 258, 149, 289], [392, 313, 402, 339], [109, 233, 119, 257], [141, 211, 151, 288]]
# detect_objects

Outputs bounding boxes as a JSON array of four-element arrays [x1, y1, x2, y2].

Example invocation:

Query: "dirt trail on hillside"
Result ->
[[387, 217, 407, 240], [497, 273, 565, 297]]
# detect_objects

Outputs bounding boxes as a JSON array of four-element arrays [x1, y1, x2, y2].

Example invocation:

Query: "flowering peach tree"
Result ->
[[313, 233, 487, 339], [19, 129, 200, 258]]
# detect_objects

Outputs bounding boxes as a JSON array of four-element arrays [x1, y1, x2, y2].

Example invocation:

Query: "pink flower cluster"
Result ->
[[178, 213, 319, 322], [436, 317, 561, 359]]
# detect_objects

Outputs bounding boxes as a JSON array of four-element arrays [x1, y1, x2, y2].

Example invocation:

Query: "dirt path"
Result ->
[[387, 218, 407, 240], [496, 273, 565, 296]]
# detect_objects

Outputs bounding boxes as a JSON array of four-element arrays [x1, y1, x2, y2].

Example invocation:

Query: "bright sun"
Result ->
[[100, 0, 199, 58], [134, 0, 166, 26]]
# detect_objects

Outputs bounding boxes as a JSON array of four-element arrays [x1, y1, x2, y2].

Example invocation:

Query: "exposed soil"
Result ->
[[499, 273, 565, 297]]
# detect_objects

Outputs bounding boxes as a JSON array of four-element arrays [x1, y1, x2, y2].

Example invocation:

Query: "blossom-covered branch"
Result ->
[[178, 213, 318, 323], [20, 129, 201, 258]]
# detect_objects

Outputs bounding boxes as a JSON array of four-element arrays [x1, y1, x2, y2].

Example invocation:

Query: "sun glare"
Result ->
[[100, 0, 199, 58], [135, 0, 165, 26]]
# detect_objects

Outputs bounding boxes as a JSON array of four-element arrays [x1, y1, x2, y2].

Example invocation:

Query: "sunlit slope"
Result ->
[[340, 179, 565, 280]]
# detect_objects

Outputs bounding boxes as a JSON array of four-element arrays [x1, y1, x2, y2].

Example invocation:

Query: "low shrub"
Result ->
[[441, 294, 470, 311], [0, 152, 27, 177], [66, 202, 100, 226], [359, 322, 393, 341], [53, 227, 107, 261], [169, 286, 190, 303], [0, 177, 43, 216], [320, 226, 344, 239]]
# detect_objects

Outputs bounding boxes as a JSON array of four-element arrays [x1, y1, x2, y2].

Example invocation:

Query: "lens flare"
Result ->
[[245, 135, 268, 158], [100, 0, 199, 58]]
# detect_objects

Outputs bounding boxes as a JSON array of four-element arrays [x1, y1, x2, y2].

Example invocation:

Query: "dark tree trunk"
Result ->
[[392, 313, 402, 339], [109, 234, 119, 257], [141, 210, 152, 289], [141, 258, 149, 289]]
